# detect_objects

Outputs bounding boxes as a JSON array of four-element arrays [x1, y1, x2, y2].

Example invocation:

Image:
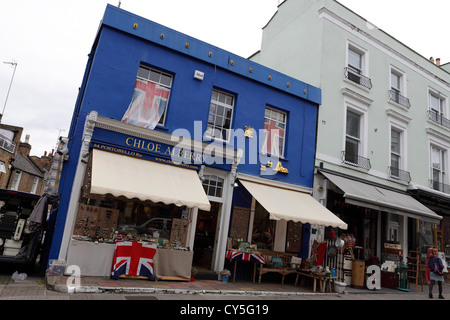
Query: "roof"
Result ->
[[99, 4, 321, 105], [13, 153, 44, 178]]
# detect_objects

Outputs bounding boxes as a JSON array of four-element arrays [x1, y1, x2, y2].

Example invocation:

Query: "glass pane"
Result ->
[[160, 74, 172, 87], [211, 90, 218, 101], [391, 130, 400, 153], [432, 147, 441, 168], [345, 137, 359, 159], [149, 70, 160, 83], [137, 67, 150, 79], [218, 92, 226, 104], [391, 154, 400, 172], [346, 111, 360, 138], [348, 48, 362, 70], [391, 72, 400, 90]]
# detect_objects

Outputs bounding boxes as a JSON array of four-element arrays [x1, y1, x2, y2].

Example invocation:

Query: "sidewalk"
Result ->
[[44, 273, 445, 297], [1, 272, 448, 300]]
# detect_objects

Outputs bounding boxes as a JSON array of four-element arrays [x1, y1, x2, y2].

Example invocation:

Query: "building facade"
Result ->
[[47, 5, 345, 277], [252, 0, 448, 267], [0, 125, 49, 195]]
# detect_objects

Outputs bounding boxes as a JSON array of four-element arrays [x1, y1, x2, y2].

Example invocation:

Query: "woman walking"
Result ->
[[428, 247, 445, 299]]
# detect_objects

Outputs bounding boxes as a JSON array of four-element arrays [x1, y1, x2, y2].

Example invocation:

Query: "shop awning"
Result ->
[[321, 172, 442, 223], [239, 178, 348, 229], [90, 149, 210, 211]]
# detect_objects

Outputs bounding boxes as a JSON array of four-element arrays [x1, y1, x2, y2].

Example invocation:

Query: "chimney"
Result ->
[[430, 57, 435, 63], [18, 134, 32, 156], [436, 58, 441, 66]]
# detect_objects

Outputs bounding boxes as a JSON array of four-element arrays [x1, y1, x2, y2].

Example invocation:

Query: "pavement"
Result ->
[[1, 271, 449, 300]]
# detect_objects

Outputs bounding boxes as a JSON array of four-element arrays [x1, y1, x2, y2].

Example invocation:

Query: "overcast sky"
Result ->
[[1, 0, 449, 157]]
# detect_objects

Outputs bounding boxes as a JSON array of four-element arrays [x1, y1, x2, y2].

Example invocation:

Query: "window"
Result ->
[[10, 171, 21, 190], [345, 110, 361, 164], [121, 65, 172, 129], [431, 145, 446, 191], [206, 89, 234, 141], [388, 213, 400, 242], [31, 176, 39, 194], [428, 89, 448, 128], [261, 107, 287, 157], [390, 129, 401, 177], [348, 48, 362, 76], [389, 68, 410, 109], [430, 93, 444, 116], [202, 175, 224, 198], [345, 43, 372, 89]]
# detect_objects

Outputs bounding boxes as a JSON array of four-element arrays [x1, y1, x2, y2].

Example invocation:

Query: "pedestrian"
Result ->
[[427, 247, 445, 299]]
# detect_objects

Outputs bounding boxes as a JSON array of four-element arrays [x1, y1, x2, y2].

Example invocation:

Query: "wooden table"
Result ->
[[295, 271, 336, 293], [226, 250, 265, 283]]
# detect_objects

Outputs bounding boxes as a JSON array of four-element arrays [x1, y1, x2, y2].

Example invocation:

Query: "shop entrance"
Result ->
[[193, 202, 220, 270]]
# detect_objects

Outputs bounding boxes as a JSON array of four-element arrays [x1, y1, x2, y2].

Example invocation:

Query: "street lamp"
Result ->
[[2, 61, 18, 123]]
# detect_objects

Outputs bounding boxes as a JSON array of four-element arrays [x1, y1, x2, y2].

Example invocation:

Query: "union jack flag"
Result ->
[[111, 241, 157, 280], [121, 79, 170, 130], [261, 118, 285, 157], [226, 250, 265, 264]]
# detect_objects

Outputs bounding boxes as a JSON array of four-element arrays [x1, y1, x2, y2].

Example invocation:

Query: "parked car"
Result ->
[[0, 189, 58, 273], [119, 217, 172, 238]]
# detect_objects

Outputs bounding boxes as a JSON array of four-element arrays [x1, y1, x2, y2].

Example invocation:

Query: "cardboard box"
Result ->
[[2, 248, 20, 256], [4, 239, 22, 249]]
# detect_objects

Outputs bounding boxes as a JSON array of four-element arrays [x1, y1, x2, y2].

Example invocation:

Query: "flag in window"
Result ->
[[261, 118, 285, 157], [121, 79, 170, 130]]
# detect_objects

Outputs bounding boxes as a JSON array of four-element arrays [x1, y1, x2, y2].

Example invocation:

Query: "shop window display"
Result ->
[[74, 195, 189, 249], [251, 202, 275, 250]]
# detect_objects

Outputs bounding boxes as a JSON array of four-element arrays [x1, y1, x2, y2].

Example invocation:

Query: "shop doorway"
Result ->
[[193, 202, 221, 270]]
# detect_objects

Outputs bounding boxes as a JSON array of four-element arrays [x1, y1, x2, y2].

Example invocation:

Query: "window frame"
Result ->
[[10, 171, 22, 191], [135, 65, 173, 127], [205, 89, 235, 142], [431, 145, 447, 188], [429, 88, 447, 116], [346, 41, 369, 84], [261, 106, 287, 158], [342, 98, 369, 167]]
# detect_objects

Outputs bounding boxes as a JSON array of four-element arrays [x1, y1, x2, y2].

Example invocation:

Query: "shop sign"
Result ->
[[124, 136, 207, 164], [92, 142, 199, 170]]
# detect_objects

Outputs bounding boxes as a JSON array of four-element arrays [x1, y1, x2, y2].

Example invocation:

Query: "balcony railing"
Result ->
[[428, 110, 450, 129], [388, 90, 411, 109], [429, 179, 450, 194], [341, 151, 371, 170], [388, 166, 411, 183], [344, 67, 373, 90]]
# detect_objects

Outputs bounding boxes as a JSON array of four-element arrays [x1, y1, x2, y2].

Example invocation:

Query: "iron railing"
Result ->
[[344, 67, 373, 90], [388, 90, 411, 109], [429, 179, 450, 194], [428, 110, 450, 129], [388, 166, 411, 183], [341, 151, 371, 170]]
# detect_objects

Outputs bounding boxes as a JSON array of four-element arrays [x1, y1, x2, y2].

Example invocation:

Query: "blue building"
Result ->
[[48, 5, 345, 278]]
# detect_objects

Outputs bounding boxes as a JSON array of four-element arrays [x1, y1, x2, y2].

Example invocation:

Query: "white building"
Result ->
[[251, 0, 449, 265]]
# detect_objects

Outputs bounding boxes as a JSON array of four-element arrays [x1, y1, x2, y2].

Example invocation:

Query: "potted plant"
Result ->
[[220, 269, 231, 283], [190, 267, 198, 281]]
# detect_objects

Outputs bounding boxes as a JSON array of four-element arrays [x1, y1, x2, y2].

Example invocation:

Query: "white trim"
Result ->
[[318, 7, 450, 91]]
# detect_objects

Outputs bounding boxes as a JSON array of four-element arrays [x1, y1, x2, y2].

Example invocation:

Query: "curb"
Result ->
[[45, 277, 340, 296]]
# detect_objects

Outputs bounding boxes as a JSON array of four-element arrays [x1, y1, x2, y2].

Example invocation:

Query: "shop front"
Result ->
[[59, 112, 239, 280], [317, 170, 442, 288], [224, 174, 348, 283]]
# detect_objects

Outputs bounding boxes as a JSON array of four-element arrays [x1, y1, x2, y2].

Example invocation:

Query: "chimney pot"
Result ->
[[436, 58, 441, 66]]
